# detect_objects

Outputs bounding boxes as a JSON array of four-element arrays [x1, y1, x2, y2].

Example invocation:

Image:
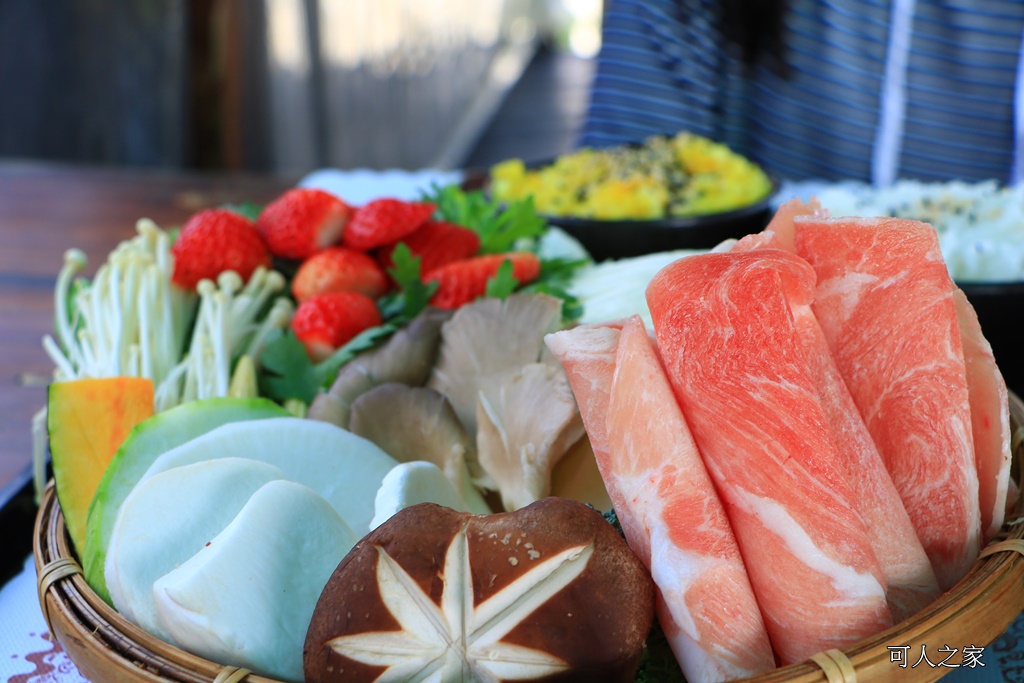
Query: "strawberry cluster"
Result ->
[[171, 188, 542, 364]]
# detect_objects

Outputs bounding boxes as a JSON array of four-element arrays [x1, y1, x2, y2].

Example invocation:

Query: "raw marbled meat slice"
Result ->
[[546, 319, 775, 682], [542, 323, 637, 540], [793, 216, 981, 590], [607, 316, 775, 681], [543, 322, 623, 467], [954, 288, 1012, 542], [759, 197, 825, 252], [733, 224, 940, 621], [647, 249, 892, 665]]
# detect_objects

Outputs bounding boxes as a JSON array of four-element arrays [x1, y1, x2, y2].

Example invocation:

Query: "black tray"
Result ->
[[0, 465, 36, 586]]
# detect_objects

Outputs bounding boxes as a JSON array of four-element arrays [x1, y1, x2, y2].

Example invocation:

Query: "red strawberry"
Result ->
[[427, 252, 541, 309], [291, 247, 390, 303], [257, 188, 352, 260], [291, 291, 383, 362], [171, 208, 271, 290], [377, 220, 482, 276], [342, 198, 435, 251]]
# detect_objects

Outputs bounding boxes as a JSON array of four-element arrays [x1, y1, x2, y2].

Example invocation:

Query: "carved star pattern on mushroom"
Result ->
[[326, 522, 594, 683]]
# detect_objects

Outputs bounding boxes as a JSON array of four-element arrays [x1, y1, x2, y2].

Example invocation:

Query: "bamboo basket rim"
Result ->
[[32, 395, 1024, 683]]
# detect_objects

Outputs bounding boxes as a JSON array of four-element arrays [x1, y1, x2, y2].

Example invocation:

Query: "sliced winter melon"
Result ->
[[105, 458, 289, 642], [153, 479, 355, 682], [48, 377, 155, 556], [370, 460, 469, 530], [140, 417, 398, 535], [83, 397, 289, 603]]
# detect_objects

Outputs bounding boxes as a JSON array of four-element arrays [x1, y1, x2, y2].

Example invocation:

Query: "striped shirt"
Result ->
[[581, 0, 1024, 184]]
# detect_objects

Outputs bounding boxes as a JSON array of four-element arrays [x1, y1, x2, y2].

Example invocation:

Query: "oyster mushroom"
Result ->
[[307, 308, 452, 428], [477, 363, 587, 511], [427, 293, 563, 438], [304, 498, 656, 683], [348, 383, 490, 514]]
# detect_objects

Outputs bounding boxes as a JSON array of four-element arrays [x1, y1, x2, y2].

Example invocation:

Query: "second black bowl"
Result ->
[[960, 281, 1024, 396], [542, 200, 774, 262]]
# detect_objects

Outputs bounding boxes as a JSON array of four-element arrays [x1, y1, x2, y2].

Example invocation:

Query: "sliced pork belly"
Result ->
[[794, 216, 982, 590], [953, 288, 1012, 542], [543, 324, 632, 528], [546, 319, 775, 682], [762, 197, 825, 251], [733, 224, 940, 620], [647, 248, 892, 664]]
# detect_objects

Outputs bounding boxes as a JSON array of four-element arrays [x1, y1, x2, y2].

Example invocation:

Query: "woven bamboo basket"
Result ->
[[34, 395, 1024, 683]]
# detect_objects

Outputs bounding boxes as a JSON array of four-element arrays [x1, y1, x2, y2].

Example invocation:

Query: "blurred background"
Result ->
[[0, 0, 602, 176]]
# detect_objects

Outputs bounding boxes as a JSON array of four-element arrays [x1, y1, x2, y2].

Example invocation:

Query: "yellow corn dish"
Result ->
[[490, 133, 772, 221]]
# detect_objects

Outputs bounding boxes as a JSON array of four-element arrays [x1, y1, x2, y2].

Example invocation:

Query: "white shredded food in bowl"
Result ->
[[810, 180, 1024, 284]]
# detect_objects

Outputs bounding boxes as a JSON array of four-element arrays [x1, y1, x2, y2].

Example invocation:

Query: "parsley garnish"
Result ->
[[378, 243, 439, 322], [223, 201, 264, 222], [257, 323, 400, 404], [257, 329, 322, 404], [484, 259, 519, 300], [424, 184, 546, 253]]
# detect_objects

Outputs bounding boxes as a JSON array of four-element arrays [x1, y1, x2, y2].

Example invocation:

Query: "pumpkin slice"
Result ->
[[48, 377, 155, 556]]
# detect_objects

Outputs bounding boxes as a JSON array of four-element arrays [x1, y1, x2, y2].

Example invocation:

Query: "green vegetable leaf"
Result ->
[[426, 183, 498, 232], [633, 618, 686, 683], [484, 259, 519, 300], [223, 201, 264, 222], [423, 183, 547, 254], [521, 281, 583, 324], [256, 324, 403, 404], [518, 257, 588, 324], [382, 243, 438, 322], [481, 196, 547, 253], [539, 257, 589, 288], [256, 329, 320, 404], [313, 322, 398, 389]]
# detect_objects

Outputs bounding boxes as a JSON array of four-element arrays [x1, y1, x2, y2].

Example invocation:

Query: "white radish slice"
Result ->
[[154, 479, 356, 683], [106, 457, 287, 641], [140, 417, 398, 534], [370, 461, 469, 529]]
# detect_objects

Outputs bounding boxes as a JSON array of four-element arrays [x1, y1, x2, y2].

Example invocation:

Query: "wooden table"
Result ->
[[0, 161, 294, 503]]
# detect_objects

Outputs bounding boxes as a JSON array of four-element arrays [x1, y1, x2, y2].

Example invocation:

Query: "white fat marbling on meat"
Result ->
[[728, 485, 886, 607]]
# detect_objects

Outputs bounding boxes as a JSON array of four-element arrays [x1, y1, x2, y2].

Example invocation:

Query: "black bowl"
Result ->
[[959, 281, 1024, 396], [462, 168, 775, 262], [540, 201, 775, 262]]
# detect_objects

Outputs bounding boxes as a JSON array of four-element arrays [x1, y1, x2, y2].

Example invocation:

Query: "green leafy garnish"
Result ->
[[256, 329, 321, 404], [484, 259, 519, 300], [424, 184, 547, 254], [633, 619, 686, 683], [538, 256, 590, 287], [520, 257, 588, 324], [257, 323, 400, 404], [223, 201, 264, 222], [378, 243, 439, 321], [313, 323, 398, 388], [521, 281, 583, 324]]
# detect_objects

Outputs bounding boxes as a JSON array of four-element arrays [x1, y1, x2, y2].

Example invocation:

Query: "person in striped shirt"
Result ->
[[581, 0, 1024, 184]]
